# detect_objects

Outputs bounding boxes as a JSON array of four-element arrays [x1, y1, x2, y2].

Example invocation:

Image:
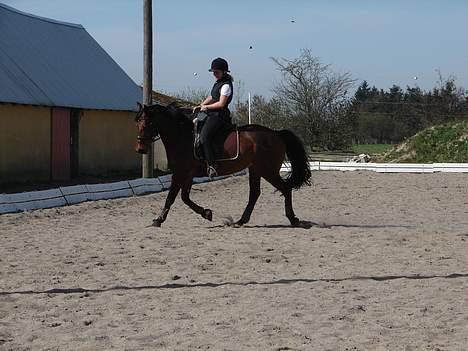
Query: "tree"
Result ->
[[352, 75, 468, 145], [171, 87, 210, 105], [355, 80, 371, 102], [271, 49, 356, 150], [234, 94, 290, 130]]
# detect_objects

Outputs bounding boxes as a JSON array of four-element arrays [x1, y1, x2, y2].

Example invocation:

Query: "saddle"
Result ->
[[194, 112, 239, 162]]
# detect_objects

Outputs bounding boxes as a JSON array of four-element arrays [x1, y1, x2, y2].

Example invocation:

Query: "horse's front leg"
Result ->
[[181, 180, 212, 221], [152, 183, 180, 227]]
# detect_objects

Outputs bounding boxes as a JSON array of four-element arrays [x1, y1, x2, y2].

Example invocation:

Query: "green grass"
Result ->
[[351, 144, 393, 155], [381, 120, 468, 163]]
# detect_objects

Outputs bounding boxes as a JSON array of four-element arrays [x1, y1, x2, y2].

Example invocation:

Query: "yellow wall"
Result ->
[[0, 104, 51, 184], [79, 110, 141, 175], [0, 106, 147, 185]]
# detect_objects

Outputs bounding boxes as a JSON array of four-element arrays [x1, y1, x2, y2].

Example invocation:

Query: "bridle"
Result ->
[[137, 134, 161, 143], [136, 108, 161, 143]]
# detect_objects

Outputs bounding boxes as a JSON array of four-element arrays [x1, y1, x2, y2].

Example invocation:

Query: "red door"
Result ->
[[51, 108, 71, 181]]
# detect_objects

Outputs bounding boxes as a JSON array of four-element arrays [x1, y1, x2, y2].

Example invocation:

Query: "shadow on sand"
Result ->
[[210, 219, 414, 230], [2, 273, 467, 296]]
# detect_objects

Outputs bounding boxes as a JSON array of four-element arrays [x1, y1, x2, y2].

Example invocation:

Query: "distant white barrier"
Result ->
[[0, 170, 247, 215], [280, 161, 468, 173], [433, 163, 468, 173]]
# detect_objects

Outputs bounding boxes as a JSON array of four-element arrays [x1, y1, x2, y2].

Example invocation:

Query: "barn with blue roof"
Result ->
[[0, 3, 145, 185]]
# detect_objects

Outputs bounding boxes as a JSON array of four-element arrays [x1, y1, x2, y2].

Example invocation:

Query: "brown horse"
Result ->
[[135, 103, 311, 228]]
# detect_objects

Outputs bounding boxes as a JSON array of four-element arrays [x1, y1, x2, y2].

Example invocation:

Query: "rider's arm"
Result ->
[[204, 83, 231, 110], [193, 95, 213, 113], [204, 95, 228, 110], [201, 96, 213, 106]]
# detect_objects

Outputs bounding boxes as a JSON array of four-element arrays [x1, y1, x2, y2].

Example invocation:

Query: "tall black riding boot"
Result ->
[[202, 143, 217, 178]]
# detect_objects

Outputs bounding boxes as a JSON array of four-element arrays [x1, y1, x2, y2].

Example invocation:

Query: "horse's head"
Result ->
[[135, 102, 194, 154], [135, 102, 161, 154]]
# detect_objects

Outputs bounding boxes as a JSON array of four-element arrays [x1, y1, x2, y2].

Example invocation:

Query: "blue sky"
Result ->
[[3, 0, 467, 100]]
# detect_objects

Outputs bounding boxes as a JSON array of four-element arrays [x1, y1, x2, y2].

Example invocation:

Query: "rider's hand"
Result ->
[[193, 105, 201, 113], [200, 105, 208, 112]]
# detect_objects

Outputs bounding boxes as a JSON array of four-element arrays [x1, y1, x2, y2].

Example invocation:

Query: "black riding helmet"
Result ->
[[209, 57, 230, 72]]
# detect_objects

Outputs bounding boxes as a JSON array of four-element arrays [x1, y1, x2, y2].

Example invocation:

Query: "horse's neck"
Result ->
[[157, 123, 193, 160]]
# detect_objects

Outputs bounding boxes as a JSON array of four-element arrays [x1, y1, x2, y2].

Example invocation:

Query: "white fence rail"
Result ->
[[280, 162, 468, 173], [0, 171, 246, 215]]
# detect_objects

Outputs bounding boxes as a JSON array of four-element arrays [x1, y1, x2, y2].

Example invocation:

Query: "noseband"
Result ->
[[136, 112, 161, 143], [137, 134, 160, 143]]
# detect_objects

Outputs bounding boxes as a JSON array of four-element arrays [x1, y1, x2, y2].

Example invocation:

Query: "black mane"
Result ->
[[149, 102, 193, 129], [167, 102, 194, 128]]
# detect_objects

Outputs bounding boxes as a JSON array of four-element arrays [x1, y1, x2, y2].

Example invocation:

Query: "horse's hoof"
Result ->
[[233, 221, 244, 228], [152, 219, 162, 227], [290, 217, 311, 229], [299, 221, 313, 229], [203, 209, 213, 221], [290, 217, 300, 227]]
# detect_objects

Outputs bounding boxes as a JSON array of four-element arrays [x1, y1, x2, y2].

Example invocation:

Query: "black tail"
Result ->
[[278, 130, 311, 190]]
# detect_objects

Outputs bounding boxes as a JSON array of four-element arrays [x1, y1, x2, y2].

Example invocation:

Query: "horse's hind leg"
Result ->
[[263, 174, 301, 227], [181, 180, 213, 221], [236, 167, 261, 226], [153, 182, 180, 227]]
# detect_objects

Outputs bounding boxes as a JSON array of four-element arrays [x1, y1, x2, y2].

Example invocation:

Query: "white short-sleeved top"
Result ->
[[220, 84, 232, 97]]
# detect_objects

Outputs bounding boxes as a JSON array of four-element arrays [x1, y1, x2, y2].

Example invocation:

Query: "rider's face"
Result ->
[[213, 69, 223, 80]]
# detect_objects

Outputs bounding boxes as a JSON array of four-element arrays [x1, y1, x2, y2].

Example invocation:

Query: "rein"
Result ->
[[137, 135, 161, 143]]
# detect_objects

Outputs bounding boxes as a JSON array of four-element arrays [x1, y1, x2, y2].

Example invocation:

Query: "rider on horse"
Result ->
[[193, 57, 234, 178]]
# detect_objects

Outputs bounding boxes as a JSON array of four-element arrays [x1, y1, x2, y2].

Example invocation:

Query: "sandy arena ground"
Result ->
[[1, 171, 468, 351]]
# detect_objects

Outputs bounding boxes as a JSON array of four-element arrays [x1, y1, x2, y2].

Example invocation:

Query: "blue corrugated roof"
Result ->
[[0, 3, 141, 111]]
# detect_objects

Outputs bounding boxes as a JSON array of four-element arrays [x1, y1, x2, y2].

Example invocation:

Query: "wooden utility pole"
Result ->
[[142, 0, 154, 178]]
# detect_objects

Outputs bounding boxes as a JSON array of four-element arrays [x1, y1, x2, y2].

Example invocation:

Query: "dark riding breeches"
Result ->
[[199, 114, 226, 165]]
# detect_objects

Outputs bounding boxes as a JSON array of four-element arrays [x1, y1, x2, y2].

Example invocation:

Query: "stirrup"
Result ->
[[207, 166, 218, 179]]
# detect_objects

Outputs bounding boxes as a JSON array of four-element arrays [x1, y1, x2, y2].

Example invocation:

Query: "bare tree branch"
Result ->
[[271, 49, 356, 149]]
